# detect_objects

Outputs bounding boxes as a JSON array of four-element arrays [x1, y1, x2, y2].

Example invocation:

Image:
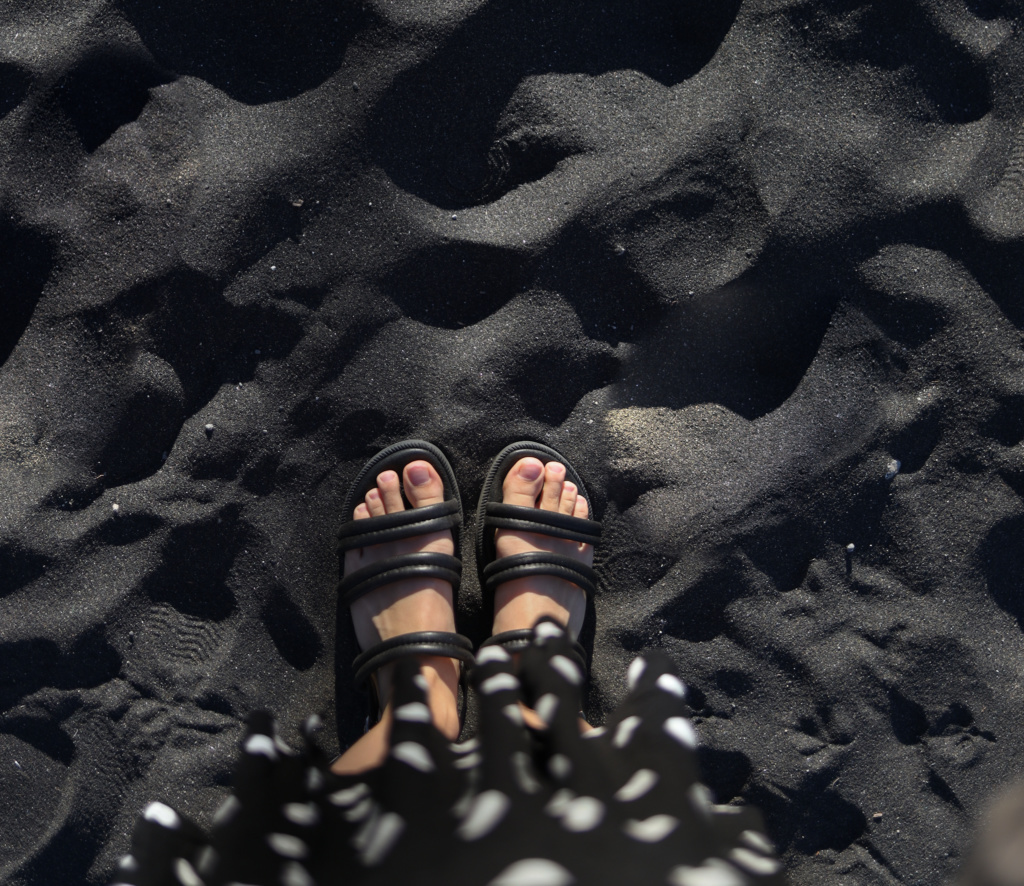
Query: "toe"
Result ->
[[354, 502, 371, 520], [404, 460, 445, 508], [502, 457, 545, 507], [573, 496, 589, 520], [559, 481, 577, 516], [365, 488, 386, 518], [540, 462, 566, 511], [378, 470, 404, 513]]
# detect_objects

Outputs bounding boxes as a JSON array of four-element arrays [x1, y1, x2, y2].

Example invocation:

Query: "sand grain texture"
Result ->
[[1, 0, 1023, 883]]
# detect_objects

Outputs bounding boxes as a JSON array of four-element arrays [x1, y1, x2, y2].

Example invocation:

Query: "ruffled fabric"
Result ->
[[113, 621, 784, 886]]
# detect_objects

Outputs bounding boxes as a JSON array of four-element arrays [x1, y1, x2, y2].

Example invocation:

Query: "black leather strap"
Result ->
[[340, 552, 462, 606], [482, 551, 598, 598], [337, 499, 460, 553], [484, 501, 602, 546], [481, 629, 587, 676], [353, 631, 475, 688]]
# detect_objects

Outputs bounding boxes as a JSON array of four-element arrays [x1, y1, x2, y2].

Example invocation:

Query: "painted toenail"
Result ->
[[519, 461, 543, 481], [408, 465, 431, 487]]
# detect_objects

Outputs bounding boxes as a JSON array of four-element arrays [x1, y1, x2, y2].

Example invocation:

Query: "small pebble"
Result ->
[[112, 503, 120, 513], [885, 458, 901, 481], [204, 423, 214, 432], [845, 543, 855, 554]]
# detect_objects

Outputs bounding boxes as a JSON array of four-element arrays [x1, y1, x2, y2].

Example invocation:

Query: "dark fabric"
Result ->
[[113, 621, 785, 886]]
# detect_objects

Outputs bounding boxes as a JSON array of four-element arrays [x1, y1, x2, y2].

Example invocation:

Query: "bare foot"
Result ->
[[342, 461, 461, 752], [490, 457, 594, 640]]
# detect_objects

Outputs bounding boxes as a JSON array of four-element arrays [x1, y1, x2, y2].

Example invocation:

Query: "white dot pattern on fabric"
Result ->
[[480, 673, 520, 694], [413, 674, 430, 693], [213, 795, 241, 826], [534, 621, 565, 641], [730, 847, 782, 875], [196, 846, 217, 877], [627, 657, 647, 690], [360, 812, 405, 866], [560, 796, 605, 832], [688, 784, 714, 819], [512, 751, 542, 794], [267, 833, 308, 859], [740, 830, 774, 855], [656, 673, 687, 699], [476, 646, 512, 664], [394, 702, 432, 722], [613, 716, 642, 748], [487, 857, 575, 886], [329, 783, 369, 807], [284, 802, 319, 826], [118, 855, 139, 871], [454, 752, 482, 770], [174, 858, 203, 886], [144, 802, 181, 829], [582, 726, 606, 740], [452, 738, 480, 754], [243, 734, 278, 759], [305, 767, 324, 793], [351, 806, 381, 852], [503, 703, 524, 725], [545, 788, 575, 817], [623, 815, 679, 842], [667, 859, 746, 886], [549, 754, 572, 779], [344, 797, 374, 822], [614, 769, 659, 802], [665, 717, 699, 749], [392, 741, 436, 773], [458, 790, 511, 841], [535, 693, 559, 725], [451, 787, 474, 819], [549, 655, 582, 685], [273, 735, 295, 756], [280, 860, 315, 886]]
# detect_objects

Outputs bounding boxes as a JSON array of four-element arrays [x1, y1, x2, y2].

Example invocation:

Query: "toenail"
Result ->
[[519, 461, 543, 480], [408, 465, 431, 487]]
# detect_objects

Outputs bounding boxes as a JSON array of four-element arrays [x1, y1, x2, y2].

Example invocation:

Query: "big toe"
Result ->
[[502, 457, 545, 507], [403, 460, 445, 508]]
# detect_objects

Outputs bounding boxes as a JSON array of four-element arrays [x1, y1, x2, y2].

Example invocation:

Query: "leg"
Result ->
[[490, 457, 596, 731], [333, 461, 462, 775]]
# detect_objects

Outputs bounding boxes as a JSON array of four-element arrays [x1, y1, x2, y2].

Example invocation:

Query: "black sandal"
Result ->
[[475, 441, 602, 676], [337, 440, 475, 724]]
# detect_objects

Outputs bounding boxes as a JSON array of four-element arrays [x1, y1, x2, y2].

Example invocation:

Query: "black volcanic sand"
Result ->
[[2, 1, 1024, 883]]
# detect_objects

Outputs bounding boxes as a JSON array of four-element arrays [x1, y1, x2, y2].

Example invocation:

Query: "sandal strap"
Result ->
[[353, 631, 475, 688], [481, 629, 587, 676], [337, 499, 461, 553], [340, 552, 462, 606], [484, 501, 602, 546], [482, 551, 598, 598]]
